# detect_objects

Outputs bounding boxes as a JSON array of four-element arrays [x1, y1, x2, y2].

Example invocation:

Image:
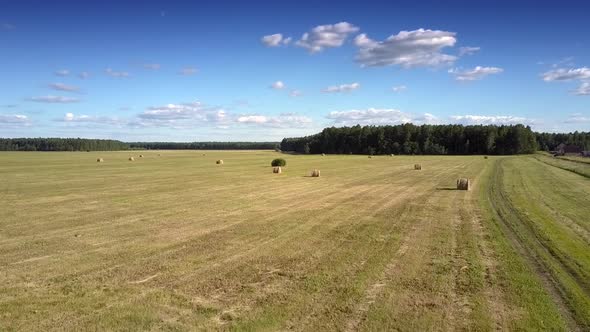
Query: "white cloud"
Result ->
[[322, 82, 360, 93], [450, 115, 533, 125], [62, 112, 123, 125], [542, 67, 590, 81], [143, 63, 161, 70], [448, 66, 503, 81], [105, 68, 130, 78], [237, 113, 312, 128], [572, 82, 590, 96], [179, 66, 197, 75], [49, 83, 80, 93], [289, 89, 303, 97], [327, 108, 413, 126], [458, 46, 480, 56], [392, 85, 407, 92], [28, 95, 80, 103], [54, 69, 70, 77], [354, 28, 457, 68], [271, 81, 285, 89], [261, 33, 291, 47], [564, 113, 590, 123], [78, 71, 90, 79], [295, 22, 359, 53], [134, 102, 227, 129], [0, 114, 29, 125]]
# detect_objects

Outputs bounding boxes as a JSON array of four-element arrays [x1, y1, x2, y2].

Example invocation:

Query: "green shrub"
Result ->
[[271, 158, 286, 167]]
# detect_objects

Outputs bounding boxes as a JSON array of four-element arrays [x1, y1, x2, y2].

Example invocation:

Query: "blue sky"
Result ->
[[1, 0, 589, 141]]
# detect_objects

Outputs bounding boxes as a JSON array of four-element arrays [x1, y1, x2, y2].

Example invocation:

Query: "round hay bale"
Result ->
[[414, 164, 422, 170], [273, 166, 282, 174], [484, 156, 488, 159], [311, 169, 321, 177], [139, 154, 144, 158], [368, 155, 372, 159], [97, 158, 104, 162], [129, 157, 135, 161], [322, 153, 326, 156], [216, 159, 224, 165], [457, 178, 470, 190], [158, 153, 161, 157], [390, 154, 395, 157]]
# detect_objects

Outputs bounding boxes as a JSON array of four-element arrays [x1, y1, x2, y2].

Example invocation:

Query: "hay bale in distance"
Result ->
[[457, 178, 470, 190], [414, 164, 422, 170], [390, 154, 395, 157], [322, 153, 326, 156], [311, 169, 321, 177], [97, 158, 104, 162], [129, 157, 135, 161], [368, 155, 372, 159], [484, 156, 488, 159], [216, 160, 224, 165], [273, 166, 282, 174], [139, 154, 144, 158]]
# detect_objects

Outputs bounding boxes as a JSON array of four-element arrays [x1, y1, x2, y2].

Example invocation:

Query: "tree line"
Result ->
[[280, 124, 544, 155], [0, 138, 279, 151]]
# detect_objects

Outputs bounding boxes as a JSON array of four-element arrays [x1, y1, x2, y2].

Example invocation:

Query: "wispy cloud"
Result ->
[[564, 113, 590, 123], [0, 114, 29, 125], [78, 71, 90, 79], [289, 89, 303, 97], [105, 68, 130, 78], [54, 69, 70, 77], [572, 82, 590, 96], [322, 82, 360, 93], [450, 114, 534, 125], [179, 66, 197, 75], [458, 46, 480, 56], [327, 108, 437, 126], [143, 63, 161, 70], [448, 66, 503, 81], [391, 85, 407, 93], [354, 28, 457, 68], [48, 83, 81, 93], [61, 112, 124, 125], [237, 113, 312, 128], [261, 33, 291, 47], [296, 22, 359, 53], [28, 95, 80, 103], [542, 67, 590, 81], [270, 81, 285, 90]]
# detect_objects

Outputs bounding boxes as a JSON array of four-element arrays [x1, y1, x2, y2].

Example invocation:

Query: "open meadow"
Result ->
[[1, 151, 589, 331]]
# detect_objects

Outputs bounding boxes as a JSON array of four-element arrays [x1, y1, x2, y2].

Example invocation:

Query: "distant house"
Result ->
[[555, 143, 583, 156], [583, 151, 590, 158]]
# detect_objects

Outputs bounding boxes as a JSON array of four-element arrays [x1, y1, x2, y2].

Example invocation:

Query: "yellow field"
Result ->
[[1, 151, 588, 330]]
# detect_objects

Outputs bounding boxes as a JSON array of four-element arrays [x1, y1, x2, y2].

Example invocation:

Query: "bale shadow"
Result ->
[[436, 187, 458, 191]]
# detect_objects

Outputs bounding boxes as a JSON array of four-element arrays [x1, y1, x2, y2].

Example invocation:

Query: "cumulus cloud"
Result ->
[[61, 112, 123, 125], [237, 112, 312, 128], [328, 108, 415, 126], [143, 63, 161, 70], [28, 95, 79, 103], [134, 102, 227, 129], [392, 85, 407, 92], [0, 114, 29, 125], [564, 113, 590, 123], [458, 46, 480, 56], [179, 66, 197, 75], [322, 82, 360, 93], [295, 22, 359, 53], [105, 68, 130, 78], [572, 82, 590, 96], [354, 28, 457, 68], [271, 81, 285, 89], [450, 115, 533, 125], [448, 66, 503, 81], [54, 69, 70, 77], [542, 67, 590, 81], [48, 82, 80, 93], [261, 33, 291, 47], [78, 71, 90, 79]]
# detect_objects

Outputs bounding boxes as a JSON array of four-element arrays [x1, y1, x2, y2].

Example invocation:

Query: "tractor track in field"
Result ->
[[485, 158, 581, 331]]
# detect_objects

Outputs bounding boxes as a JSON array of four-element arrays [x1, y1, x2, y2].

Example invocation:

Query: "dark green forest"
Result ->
[[1, 125, 589, 153], [281, 124, 590, 155]]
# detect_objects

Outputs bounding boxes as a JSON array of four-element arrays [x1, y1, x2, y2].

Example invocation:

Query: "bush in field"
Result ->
[[271, 158, 286, 167]]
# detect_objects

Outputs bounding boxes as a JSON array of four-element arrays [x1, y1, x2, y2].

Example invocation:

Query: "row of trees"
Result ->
[[0, 138, 129, 151], [536, 131, 590, 151], [280, 124, 539, 155], [128, 142, 279, 150]]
